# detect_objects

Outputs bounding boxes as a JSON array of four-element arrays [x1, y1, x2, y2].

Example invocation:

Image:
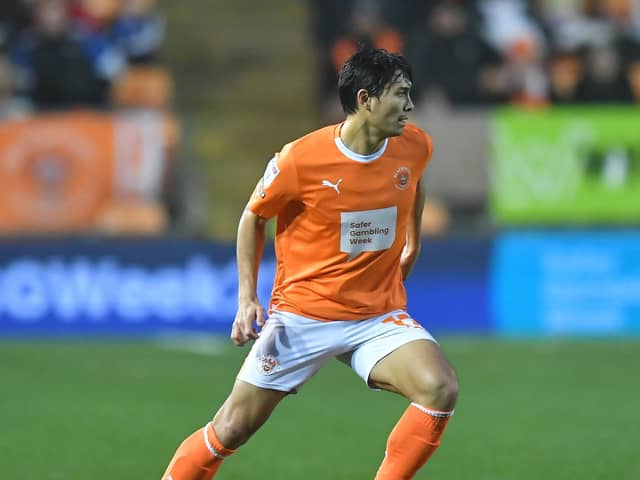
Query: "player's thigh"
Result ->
[[213, 379, 288, 448], [347, 310, 436, 388], [368, 338, 458, 408], [237, 311, 339, 393]]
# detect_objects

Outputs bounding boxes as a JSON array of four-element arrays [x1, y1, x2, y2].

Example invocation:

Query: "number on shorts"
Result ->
[[382, 313, 421, 328]]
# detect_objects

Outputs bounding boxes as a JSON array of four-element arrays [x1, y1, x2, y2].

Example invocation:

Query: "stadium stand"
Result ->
[[2, 0, 639, 238]]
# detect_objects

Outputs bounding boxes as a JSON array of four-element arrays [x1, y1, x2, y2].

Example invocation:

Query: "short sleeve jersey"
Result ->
[[248, 123, 433, 320]]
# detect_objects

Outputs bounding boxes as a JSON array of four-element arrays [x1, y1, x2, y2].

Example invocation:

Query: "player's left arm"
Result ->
[[400, 177, 426, 280]]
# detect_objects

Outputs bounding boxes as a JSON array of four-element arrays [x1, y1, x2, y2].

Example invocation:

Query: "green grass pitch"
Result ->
[[1, 337, 638, 479]]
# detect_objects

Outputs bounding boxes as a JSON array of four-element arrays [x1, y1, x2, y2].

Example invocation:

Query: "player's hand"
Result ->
[[231, 297, 265, 346]]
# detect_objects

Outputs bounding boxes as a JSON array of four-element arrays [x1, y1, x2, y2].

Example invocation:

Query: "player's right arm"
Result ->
[[232, 147, 298, 346], [231, 208, 268, 346]]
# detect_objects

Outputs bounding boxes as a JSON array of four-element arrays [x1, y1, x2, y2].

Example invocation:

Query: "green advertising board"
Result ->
[[491, 107, 640, 224]]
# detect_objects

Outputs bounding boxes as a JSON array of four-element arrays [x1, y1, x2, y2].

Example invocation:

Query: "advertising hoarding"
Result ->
[[491, 107, 640, 224]]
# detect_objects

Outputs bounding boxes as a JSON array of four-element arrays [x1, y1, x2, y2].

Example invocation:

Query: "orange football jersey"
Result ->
[[247, 123, 433, 320]]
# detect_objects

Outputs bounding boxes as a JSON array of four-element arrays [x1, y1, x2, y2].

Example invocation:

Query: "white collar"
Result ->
[[334, 136, 388, 163]]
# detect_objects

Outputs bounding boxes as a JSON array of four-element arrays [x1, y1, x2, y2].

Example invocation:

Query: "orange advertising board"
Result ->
[[0, 111, 171, 234]]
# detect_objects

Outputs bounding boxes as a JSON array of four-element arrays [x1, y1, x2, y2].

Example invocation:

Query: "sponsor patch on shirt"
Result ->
[[340, 206, 397, 260], [262, 156, 280, 189]]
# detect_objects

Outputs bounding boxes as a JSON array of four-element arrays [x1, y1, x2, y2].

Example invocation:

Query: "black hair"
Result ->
[[338, 46, 413, 115]]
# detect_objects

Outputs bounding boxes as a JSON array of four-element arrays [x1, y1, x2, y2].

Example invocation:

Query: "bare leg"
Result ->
[[162, 380, 288, 479], [212, 379, 288, 449], [369, 339, 458, 410], [369, 339, 458, 479]]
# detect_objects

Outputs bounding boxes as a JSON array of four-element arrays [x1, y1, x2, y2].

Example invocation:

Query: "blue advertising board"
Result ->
[[0, 238, 274, 336], [0, 237, 490, 337], [492, 230, 640, 336], [406, 238, 490, 334]]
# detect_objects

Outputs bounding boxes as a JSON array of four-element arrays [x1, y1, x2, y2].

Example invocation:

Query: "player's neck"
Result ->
[[340, 117, 386, 156]]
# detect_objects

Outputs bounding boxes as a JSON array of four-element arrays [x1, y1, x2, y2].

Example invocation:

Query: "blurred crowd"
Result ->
[[2, 0, 637, 237], [309, 0, 640, 122], [5, 0, 638, 121], [0, 0, 169, 118]]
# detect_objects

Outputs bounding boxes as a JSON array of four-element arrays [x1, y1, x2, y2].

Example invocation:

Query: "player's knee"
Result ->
[[213, 405, 263, 449], [411, 369, 458, 411], [213, 413, 256, 449]]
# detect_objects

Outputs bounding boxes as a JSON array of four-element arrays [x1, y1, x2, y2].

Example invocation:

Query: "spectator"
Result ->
[[111, 0, 165, 64], [478, 0, 547, 57], [11, 0, 108, 109], [420, 0, 508, 105], [311, 0, 404, 123], [0, 52, 32, 119], [307, 0, 353, 123], [576, 41, 633, 102], [547, 46, 585, 103], [478, 0, 549, 105], [0, 1, 32, 50], [71, 0, 127, 86]]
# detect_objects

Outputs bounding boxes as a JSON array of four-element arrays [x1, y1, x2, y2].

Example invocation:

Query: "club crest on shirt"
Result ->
[[394, 167, 411, 190], [257, 353, 280, 375]]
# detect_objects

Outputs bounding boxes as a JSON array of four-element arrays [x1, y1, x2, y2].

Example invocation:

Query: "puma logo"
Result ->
[[322, 178, 342, 194]]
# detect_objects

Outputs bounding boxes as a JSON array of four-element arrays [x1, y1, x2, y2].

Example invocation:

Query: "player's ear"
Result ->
[[357, 89, 371, 111]]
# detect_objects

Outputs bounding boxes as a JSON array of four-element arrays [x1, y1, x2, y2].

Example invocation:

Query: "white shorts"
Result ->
[[236, 309, 436, 393]]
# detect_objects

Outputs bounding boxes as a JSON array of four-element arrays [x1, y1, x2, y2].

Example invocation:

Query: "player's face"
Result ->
[[370, 74, 414, 137]]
